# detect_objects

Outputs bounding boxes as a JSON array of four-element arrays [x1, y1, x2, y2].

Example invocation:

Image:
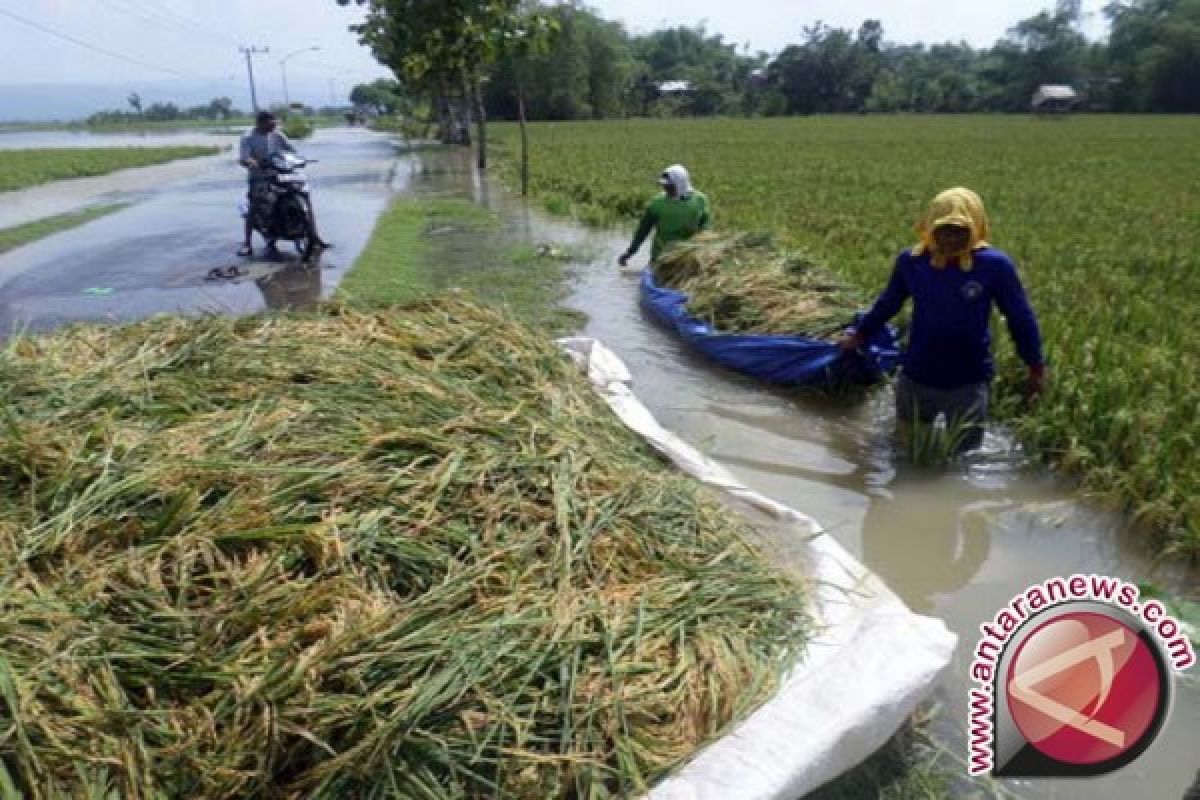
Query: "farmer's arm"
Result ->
[[849, 256, 911, 345], [697, 195, 712, 231], [994, 256, 1046, 396], [993, 257, 1044, 369], [625, 204, 658, 257], [238, 137, 256, 169]]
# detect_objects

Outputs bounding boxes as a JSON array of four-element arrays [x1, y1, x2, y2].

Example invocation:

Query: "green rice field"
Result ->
[[0, 146, 220, 193], [491, 115, 1200, 559]]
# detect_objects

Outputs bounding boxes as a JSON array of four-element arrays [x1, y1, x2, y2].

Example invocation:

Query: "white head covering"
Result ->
[[658, 164, 694, 198]]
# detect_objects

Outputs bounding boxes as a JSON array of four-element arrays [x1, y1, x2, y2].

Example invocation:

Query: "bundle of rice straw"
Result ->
[[0, 297, 808, 799], [654, 232, 863, 337]]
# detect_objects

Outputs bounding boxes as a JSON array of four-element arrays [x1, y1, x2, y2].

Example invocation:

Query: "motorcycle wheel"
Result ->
[[296, 216, 317, 263]]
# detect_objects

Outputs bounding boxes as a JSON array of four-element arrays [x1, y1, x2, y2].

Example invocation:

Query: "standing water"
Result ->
[[401, 147, 1198, 799]]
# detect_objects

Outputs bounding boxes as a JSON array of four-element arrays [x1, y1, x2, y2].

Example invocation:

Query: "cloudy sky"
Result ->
[[0, 0, 390, 108], [0, 0, 1108, 111]]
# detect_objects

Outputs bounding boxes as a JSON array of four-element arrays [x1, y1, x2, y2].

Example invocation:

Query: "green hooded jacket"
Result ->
[[625, 166, 711, 262]]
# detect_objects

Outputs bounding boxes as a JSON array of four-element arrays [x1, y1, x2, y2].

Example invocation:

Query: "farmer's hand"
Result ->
[[836, 330, 863, 353], [618, 252, 631, 268], [1025, 364, 1046, 403]]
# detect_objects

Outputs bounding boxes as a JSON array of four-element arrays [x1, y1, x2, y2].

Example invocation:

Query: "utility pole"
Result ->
[[240, 45, 269, 112], [280, 46, 320, 109]]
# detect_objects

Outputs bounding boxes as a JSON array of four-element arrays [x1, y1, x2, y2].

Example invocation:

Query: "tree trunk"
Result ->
[[471, 70, 488, 170], [517, 77, 529, 196], [435, 77, 454, 144], [422, 105, 436, 140], [458, 68, 472, 149]]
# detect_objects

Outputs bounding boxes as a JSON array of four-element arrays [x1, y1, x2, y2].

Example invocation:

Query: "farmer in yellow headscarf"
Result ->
[[839, 188, 1045, 451]]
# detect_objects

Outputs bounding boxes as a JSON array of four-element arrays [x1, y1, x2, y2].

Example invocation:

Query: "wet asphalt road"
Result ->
[[0, 128, 400, 334]]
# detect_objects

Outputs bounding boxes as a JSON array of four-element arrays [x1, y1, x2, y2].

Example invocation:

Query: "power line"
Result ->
[[122, 0, 242, 48], [0, 5, 191, 78], [99, 0, 231, 49]]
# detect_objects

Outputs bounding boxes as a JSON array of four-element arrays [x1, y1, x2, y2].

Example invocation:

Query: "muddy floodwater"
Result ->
[[400, 147, 1198, 800]]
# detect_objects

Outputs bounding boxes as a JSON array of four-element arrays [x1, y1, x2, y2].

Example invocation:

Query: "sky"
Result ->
[[0, 0, 1109, 120], [0, 0, 391, 112]]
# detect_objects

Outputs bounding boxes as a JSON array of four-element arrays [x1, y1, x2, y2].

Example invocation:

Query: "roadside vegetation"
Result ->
[[0, 203, 127, 254], [80, 94, 348, 132], [76, 115, 347, 133], [490, 114, 1200, 560], [282, 115, 315, 140], [0, 146, 219, 193], [339, 195, 586, 334]]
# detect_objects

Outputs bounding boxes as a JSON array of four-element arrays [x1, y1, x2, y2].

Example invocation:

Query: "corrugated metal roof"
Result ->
[[1033, 85, 1078, 102], [658, 80, 692, 93]]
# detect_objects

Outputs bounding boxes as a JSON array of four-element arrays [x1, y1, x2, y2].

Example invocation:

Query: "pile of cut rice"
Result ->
[[0, 297, 808, 799], [654, 232, 863, 336]]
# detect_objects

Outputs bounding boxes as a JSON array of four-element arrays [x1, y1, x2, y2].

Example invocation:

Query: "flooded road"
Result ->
[[0, 127, 401, 331], [402, 147, 1199, 800]]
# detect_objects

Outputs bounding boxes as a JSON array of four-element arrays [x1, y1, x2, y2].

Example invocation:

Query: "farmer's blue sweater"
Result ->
[[854, 247, 1044, 389]]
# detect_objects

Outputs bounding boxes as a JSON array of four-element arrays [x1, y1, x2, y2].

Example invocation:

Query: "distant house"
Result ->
[[657, 80, 693, 95], [1032, 85, 1079, 114]]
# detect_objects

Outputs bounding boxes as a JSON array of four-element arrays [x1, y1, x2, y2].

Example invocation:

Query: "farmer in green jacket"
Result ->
[[618, 164, 711, 266]]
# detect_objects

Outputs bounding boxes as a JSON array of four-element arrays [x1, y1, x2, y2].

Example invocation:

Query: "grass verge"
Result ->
[[0, 203, 128, 255], [0, 146, 220, 193], [339, 195, 587, 334]]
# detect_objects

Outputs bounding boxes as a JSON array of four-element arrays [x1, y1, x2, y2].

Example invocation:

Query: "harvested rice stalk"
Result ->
[[0, 297, 809, 799], [654, 232, 863, 337]]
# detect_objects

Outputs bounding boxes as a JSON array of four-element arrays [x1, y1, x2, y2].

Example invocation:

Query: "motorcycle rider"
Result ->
[[237, 110, 328, 257]]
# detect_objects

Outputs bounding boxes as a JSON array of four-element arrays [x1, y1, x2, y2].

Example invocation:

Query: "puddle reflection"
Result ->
[[862, 479, 1002, 614], [255, 260, 323, 311]]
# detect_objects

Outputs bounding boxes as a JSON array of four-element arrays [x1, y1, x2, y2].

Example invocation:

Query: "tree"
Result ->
[[768, 24, 863, 114], [208, 97, 234, 120], [1007, 7, 1089, 96], [144, 102, 181, 121], [350, 78, 406, 116], [127, 92, 142, 117], [1105, 0, 1200, 112], [337, 0, 523, 169]]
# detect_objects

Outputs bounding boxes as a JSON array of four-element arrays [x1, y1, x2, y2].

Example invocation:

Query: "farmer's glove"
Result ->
[[618, 252, 632, 268], [1025, 364, 1046, 402], [836, 330, 863, 353]]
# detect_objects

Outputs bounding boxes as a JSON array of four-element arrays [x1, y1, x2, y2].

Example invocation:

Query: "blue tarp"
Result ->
[[639, 268, 901, 389]]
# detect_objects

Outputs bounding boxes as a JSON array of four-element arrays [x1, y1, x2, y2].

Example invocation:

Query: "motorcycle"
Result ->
[[241, 152, 320, 261]]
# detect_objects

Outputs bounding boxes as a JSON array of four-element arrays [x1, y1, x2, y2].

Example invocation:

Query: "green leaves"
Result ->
[[339, 0, 523, 83]]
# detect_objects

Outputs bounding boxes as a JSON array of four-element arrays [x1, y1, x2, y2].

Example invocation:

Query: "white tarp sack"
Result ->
[[557, 337, 958, 800]]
